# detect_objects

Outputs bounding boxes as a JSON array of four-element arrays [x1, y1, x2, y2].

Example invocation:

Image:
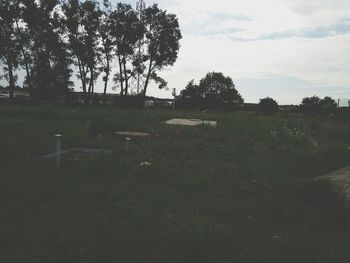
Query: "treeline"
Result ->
[[176, 72, 341, 116], [0, 0, 182, 103]]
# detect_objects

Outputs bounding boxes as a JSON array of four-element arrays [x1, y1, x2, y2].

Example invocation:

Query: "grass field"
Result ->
[[1, 105, 350, 263]]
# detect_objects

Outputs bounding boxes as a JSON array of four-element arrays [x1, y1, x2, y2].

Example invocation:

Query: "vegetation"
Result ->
[[0, 0, 182, 103], [1, 105, 350, 262], [300, 96, 337, 116], [258, 97, 279, 114], [177, 72, 244, 110]]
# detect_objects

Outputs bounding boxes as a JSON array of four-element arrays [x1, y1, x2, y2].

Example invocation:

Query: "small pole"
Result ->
[[172, 88, 176, 110], [55, 134, 62, 169], [125, 137, 131, 152]]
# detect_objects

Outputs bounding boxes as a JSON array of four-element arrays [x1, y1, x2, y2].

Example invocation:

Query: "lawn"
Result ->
[[1, 105, 350, 263]]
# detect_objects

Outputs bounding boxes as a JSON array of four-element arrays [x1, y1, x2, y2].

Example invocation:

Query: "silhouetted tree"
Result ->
[[258, 97, 279, 114], [110, 3, 144, 96], [141, 4, 182, 99], [21, 0, 72, 102], [319, 96, 337, 115], [99, 0, 113, 102], [300, 96, 321, 115], [300, 96, 337, 115], [0, 0, 21, 101], [62, 0, 101, 103], [178, 72, 243, 110], [13, 2, 33, 91]]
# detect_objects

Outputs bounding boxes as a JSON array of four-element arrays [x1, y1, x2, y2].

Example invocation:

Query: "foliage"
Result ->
[[141, 4, 182, 97], [258, 97, 279, 114], [178, 72, 244, 110], [20, 0, 72, 102], [300, 96, 337, 115], [0, 0, 182, 104], [0, 0, 21, 100], [109, 3, 144, 96]]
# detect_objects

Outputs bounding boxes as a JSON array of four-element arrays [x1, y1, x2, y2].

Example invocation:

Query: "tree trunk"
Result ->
[[118, 55, 124, 96], [103, 54, 110, 104], [142, 59, 153, 98], [15, 21, 32, 91], [7, 60, 15, 101], [123, 57, 128, 95], [88, 67, 94, 103], [77, 58, 88, 103]]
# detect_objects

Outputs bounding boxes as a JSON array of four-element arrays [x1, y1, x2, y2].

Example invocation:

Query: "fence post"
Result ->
[[55, 134, 62, 169]]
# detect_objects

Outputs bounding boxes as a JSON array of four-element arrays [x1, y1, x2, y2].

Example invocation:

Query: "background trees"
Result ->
[[141, 4, 182, 98], [178, 72, 243, 110], [0, 0, 182, 104], [300, 96, 337, 115], [0, 0, 21, 101], [258, 97, 279, 114]]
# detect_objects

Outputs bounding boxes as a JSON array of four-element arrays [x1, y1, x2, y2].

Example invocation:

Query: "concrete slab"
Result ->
[[165, 118, 217, 127], [317, 166, 350, 205], [116, 131, 150, 137], [40, 148, 112, 159]]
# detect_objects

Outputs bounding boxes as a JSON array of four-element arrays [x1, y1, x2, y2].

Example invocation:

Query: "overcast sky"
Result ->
[[131, 0, 350, 104]]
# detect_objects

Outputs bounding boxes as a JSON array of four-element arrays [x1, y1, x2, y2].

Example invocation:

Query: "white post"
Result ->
[[125, 137, 131, 152], [55, 134, 62, 169]]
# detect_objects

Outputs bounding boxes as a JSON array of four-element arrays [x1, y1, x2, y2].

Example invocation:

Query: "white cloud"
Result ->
[[144, 0, 350, 103]]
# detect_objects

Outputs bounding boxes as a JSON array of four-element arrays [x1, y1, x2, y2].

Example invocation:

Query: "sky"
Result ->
[[130, 0, 350, 104], [2, 0, 350, 105]]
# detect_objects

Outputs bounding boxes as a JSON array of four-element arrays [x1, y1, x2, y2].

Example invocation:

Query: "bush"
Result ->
[[300, 96, 337, 115], [177, 72, 244, 110], [258, 97, 279, 114]]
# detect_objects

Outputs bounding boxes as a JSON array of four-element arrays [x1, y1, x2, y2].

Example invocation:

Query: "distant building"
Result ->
[[0, 88, 30, 99]]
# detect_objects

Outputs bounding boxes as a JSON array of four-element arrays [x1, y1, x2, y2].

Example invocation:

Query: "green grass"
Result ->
[[1, 105, 350, 263]]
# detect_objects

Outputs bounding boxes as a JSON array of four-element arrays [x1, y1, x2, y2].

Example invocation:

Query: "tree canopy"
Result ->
[[300, 96, 337, 115], [0, 0, 182, 103], [178, 72, 243, 110]]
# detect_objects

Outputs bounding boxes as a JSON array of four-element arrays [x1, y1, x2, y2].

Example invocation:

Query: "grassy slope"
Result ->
[[0, 105, 350, 263]]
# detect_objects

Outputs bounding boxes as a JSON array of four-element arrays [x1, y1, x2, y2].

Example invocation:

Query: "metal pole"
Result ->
[[55, 134, 62, 169], [125, 137, 131, 152]]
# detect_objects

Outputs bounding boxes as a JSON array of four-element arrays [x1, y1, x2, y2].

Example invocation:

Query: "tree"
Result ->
[[13, 1, 33, 91], [258, 97, 279, 114], [141, 4, 182, 99], [319, 96, 337, 115], [300, 96, 321, 115], [178, 72, 243, 110], [300, 96, 337, 115], [62, 0, 101, 103], [21, 0, 72, 102], [99, 0, 113, 102], [109, 3, 144, 96], [0, 0, 21, 101]]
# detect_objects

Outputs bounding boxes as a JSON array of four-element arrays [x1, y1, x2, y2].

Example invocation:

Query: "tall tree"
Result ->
[[21, 0, 72, 102], [109, 3, 144, 96], [179, 72, 243, 110], [0, 0, 21, 101], [99, 0, 115, 102], [80, 0, 101, 102], [13, 2, 33, 91], [141, 4, 182, 98], [62, 0, 101, 103]]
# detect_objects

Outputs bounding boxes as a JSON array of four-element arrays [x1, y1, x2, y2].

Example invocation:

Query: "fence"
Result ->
[[337, 99, 350, 108]]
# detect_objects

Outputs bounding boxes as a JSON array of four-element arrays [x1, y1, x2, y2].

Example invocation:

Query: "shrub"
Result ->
[[258, 97, 279, 114], [300, 96, 337, 115]]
